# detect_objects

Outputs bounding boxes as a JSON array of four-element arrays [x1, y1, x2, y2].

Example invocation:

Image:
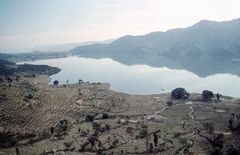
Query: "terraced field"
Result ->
[[0, 76, 240, 155]]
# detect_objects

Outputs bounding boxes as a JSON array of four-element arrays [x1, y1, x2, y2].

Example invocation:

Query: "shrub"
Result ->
[[167, 101, 174, 107], [102, 113, 109, 119], [64, 141, 72, 149], [126, 127, 133, 134], [39, 129, 52, 139], [92, 122, 101, 132], [105, 124, 111, 131], [139, 125, 148, 138], [25, 93, 34, 100], [85, 115, 94, 122]]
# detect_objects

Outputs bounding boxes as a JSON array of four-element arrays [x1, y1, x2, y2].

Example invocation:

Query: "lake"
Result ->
[[22, 56, 240, 98]]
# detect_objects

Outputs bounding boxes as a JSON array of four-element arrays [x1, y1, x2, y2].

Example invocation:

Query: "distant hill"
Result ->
[[33, 38, 116, 53], [71, 18, 240, 77], [0, 53, 13, 59]]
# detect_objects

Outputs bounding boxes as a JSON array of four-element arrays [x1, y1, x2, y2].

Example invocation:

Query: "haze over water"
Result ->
[[22, 56, 240, 98]]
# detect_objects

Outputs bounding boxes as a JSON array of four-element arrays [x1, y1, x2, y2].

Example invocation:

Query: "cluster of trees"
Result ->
[[171, 88, 221, 102]]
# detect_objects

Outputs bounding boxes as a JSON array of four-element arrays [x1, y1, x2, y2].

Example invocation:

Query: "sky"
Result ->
[[0, 0, 240, 53]]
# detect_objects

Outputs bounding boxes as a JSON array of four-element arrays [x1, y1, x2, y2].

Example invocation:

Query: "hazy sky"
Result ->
[[1, 0, 240, 52]]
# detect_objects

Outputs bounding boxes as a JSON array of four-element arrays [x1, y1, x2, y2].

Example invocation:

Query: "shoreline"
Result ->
[[41, 74, 240, 99], [14, 55, 240, 98]]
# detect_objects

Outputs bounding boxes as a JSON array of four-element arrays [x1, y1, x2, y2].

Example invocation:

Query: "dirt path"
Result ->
[[155, 106, 167, 115], [188, 106, 195, 120]]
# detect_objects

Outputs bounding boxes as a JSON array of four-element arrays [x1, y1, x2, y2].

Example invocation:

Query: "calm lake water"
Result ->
[[23, 56, 240, 97]]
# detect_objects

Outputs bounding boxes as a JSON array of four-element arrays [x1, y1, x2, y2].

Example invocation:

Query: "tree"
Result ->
[[92, 122, 101, 132], [202, 90, 214, 101], [171, 88, 189, 99], [16, 76, 20, 82], [78, 79, 83, 84], [149, 143, 154, 153], [6, 77, 12, 83], [139, 125, 148, 138], [53, 80, 59, 86], [228, 113, 240, 135], [105, 124, 111, 131], [216, 93, 222, 101], [153, 133, 158, 146], [15, 148, 20, 155], [167, 101, 174, 107], [126, 127, 133, 134]]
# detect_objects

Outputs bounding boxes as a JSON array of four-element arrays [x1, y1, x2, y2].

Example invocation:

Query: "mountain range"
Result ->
[[33, 38, 116, 53], [71, 18, 240, 77]]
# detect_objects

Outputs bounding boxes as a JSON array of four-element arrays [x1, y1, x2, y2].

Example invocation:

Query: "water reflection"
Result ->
[[24, 56, 240, 97]]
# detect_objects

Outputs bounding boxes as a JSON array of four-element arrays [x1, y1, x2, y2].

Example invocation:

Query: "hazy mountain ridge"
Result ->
[[33, 38, 116, 53], [71, 18, 240, 76]]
